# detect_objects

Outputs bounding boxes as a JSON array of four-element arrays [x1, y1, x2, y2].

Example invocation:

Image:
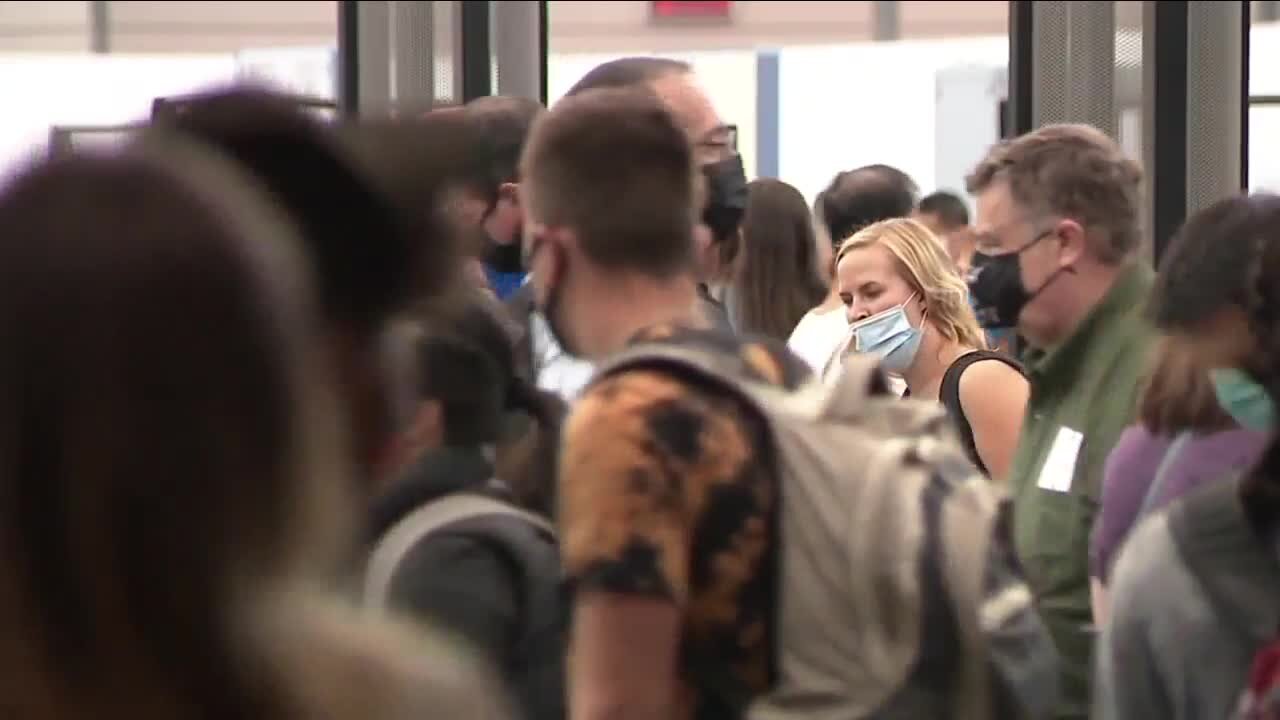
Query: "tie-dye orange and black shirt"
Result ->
[[558, 325, 811, 720]]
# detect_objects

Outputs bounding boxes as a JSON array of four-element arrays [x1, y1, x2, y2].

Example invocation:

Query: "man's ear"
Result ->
[[499, 181, 521, 209], [406, 399, 444, 453], [1054, 218, 1088, 268]]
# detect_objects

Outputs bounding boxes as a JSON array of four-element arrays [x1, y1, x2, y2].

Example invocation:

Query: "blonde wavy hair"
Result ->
[[836, 217, 987, 350]]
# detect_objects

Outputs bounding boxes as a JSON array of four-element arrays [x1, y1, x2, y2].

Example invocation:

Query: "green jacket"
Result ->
[[1007, 263, 1156, 720]]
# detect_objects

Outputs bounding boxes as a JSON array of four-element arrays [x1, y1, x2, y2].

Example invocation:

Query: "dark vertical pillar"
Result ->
[[1242, 5, 1252, 190], [873, 1, 900, 41], [1007, 0, 1034, 137], [461, 1, 493, 101], [539, 1, 550, 105], [755, 51, 780, 179], [1150, 1, 1188, 264], [89, 1, 110, 53], [338, 0, 360, 117]]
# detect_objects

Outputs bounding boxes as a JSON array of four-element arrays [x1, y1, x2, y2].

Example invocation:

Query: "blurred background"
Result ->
[[1, 0, 1275, 258]]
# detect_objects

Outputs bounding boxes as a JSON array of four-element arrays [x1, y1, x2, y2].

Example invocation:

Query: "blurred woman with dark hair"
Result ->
[[367, 289, 567, 720], [1089, 335, 1268, 622], [730, 179, 828, 341], [1097, 193, 1280, 719], [0, 141, 507, 719]]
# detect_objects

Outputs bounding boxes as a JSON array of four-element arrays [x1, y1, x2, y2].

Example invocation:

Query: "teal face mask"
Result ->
[[1210, 368, 1276, 432]]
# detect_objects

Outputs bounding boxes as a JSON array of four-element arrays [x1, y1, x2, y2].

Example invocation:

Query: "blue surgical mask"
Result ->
[[1210, 368, 1276, 432], [849, 295, 923, 373]]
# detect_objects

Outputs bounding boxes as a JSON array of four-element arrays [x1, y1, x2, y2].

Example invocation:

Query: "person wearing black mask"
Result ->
[[563, 59, 748, 332], [965, 123, 1155, 720], [511, 56, 749, 401], [449, 96, 545, 301]]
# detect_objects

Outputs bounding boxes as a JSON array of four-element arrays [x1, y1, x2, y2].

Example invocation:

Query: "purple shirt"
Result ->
[[1090, 425, 1269, 582]]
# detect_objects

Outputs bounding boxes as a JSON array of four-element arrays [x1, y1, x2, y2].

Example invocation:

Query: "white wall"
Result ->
[[0, 55, 238, 183], [777, 35, 1007, 204], [1249, 23, 1280, 193]]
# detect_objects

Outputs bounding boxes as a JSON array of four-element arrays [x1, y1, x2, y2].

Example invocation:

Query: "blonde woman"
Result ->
[[835, 217, 1029, 479]]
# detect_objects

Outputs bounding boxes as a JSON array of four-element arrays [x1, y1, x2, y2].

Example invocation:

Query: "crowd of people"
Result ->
[[2, 54, 1279, 720]]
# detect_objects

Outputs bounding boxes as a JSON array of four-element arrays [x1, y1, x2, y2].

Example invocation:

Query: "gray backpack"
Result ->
[[593, 342, 1058, 720]]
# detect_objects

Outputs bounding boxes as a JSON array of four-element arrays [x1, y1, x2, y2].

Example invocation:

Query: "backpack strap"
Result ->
[[1136, 432, 1192, 521], [365, 492, 555, 610], [1167, 478, 1280, 645]]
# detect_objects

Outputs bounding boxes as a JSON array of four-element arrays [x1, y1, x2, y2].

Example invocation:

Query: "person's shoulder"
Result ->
[[256, 592, 511, 720], [957, 352, 1027, 389], [1104, 425, 1170, 476]]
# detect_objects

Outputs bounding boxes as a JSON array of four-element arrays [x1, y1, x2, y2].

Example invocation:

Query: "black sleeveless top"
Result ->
[[938, 350, 1026, 476]]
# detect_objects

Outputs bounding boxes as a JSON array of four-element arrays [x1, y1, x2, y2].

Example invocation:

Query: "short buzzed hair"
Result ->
[[918, 191, 970, 231], [566, 57, 691, 97], [521, 87, 696, 277], [464, 95, 545, 195], [966, 123, 1143, 265]]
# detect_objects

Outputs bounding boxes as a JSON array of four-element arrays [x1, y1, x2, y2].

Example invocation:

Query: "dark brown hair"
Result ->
[[966, 123, 1143, 265], [1151, 193, 1280, 331], [733, 178, 828, 340], [1138, 335, 1235, 436], [521, 86, 697, 278], [0, 141, 349, 718], [402, 290, 565, 518], [1241, 207, 1280, 531], [463, 95, 545, 199]]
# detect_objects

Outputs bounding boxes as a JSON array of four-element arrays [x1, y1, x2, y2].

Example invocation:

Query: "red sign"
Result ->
[[652, 1, 733, 20]]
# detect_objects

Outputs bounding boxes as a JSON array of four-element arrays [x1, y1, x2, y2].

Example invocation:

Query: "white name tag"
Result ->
[[1037, 427, 1083, 493]]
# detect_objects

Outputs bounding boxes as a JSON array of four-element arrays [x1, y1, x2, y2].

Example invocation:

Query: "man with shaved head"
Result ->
[[518, 57, 747, 401]]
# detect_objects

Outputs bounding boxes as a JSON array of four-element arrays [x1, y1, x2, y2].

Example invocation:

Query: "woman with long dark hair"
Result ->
[[730, 179, 828, 340], [1097, 193, 1280, 719]]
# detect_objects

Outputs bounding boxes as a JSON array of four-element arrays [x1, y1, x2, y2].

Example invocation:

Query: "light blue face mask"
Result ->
[[1210, 367, 1276, 432], [849, 295, 923, 373]]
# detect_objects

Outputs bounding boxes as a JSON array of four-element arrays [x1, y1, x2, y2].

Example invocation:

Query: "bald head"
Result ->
[[564, 56, 743, 269], [565, 57, 726, 162], [818, 164, 919, 245]]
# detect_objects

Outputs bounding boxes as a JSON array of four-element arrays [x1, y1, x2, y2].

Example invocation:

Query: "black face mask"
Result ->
[[480, 194, 525, 274], [485, 235, 524, 274], [702, 154, 748, 241], [967, 229, 1070, 329], [527, 237, 580, 359]]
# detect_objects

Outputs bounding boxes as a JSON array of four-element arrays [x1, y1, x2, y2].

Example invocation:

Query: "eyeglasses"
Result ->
[[696, 123, 738, 155]]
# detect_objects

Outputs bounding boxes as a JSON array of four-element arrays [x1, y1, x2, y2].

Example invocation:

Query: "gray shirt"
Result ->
[[1096, 511, 1259, 719]]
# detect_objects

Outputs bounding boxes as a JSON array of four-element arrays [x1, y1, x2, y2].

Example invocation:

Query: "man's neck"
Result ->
[[580, 274, 702, 360], [1042, 262, 1127, 348]]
